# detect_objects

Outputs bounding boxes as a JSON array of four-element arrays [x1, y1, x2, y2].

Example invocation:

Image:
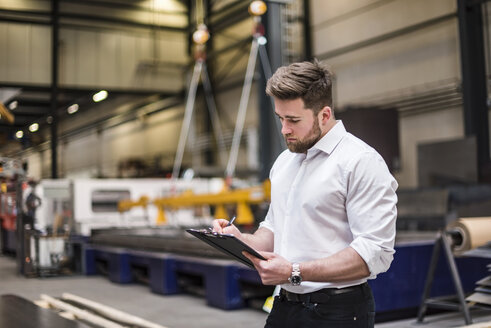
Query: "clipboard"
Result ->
[[186, 229, 266, 269]]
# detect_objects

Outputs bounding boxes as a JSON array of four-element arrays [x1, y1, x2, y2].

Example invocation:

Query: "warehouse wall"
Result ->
[[1, 0, 261, 181], [0, 24, 186, 91], [4, 0, 491, 188], [310, 0, 465, 187], [59, 27, 186, 91], [20, 80, 259, 179], [0, 23, 51, 84]]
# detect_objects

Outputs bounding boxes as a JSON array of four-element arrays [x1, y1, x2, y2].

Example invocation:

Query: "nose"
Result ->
[[281, 122, 292, 135]]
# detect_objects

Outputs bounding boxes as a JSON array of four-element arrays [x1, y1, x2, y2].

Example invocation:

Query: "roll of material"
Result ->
[[446, 217, 491, 256]]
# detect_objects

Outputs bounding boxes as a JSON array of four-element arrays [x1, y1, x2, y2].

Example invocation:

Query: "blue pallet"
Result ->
[[85, 246, 179, 294], [128, 250, 179, 295], [369, 241, 490, 313], [84, 246, 132, 283], [173, 255, 250, 309], [84, 241, 489, 313], [84, 245, 260, 310]]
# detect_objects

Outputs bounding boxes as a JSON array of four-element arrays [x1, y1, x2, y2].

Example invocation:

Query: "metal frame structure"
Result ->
[[458, 0, 490, 183], [417, 231, 473, 325], [0, 1, 309, 180]]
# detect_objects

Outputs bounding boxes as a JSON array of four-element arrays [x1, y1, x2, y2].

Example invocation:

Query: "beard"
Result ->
[[285, 118, 322, 153]]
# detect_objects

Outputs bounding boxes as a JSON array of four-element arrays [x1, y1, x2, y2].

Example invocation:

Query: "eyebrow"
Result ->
[[275, 113, 301, 119]]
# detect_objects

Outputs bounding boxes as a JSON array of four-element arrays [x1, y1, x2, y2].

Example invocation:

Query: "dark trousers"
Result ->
[[265, 283, 375, 328]]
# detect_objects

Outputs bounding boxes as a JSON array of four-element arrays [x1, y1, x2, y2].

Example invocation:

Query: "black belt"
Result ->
[[280, 283, 366, 303]]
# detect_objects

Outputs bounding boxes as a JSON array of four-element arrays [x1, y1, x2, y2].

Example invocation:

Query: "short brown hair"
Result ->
[[266, 60, 333, 115]]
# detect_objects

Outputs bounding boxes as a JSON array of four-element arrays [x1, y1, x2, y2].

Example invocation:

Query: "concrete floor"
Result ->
[[0, 255, 268, 328], [1, 254, 490, 328]]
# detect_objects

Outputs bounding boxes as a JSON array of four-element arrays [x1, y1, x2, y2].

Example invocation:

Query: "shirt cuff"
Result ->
[[350, 237, 394, 278]]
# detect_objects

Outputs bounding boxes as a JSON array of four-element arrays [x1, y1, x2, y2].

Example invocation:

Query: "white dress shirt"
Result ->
[[259, 120, 398, 293]]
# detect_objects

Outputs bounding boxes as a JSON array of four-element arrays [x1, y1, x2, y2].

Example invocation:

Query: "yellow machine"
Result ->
[[117, 196, 150, 213], [118, 180, 271, 226]]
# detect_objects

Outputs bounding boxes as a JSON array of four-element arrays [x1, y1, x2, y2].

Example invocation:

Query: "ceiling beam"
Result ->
[[0, 8, 187, 32], [0, 103, 14, 124], [61, 0, 187, 15]]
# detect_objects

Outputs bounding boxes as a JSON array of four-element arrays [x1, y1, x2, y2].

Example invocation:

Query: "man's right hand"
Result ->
[[212, 218, 242, 237]]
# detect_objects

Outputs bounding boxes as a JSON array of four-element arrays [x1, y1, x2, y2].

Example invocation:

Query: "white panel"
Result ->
[[25, 151, 43, 180], [216, 83, 259, 127], [140, 108, 184, 153], [98, 107, 184, 176], [157, 30, 187, 63], [110, 121, 147, 157], [310, 0, 380, 28], [395, 107, 464, 187], [64, 134, 99, 172], [7, 24, 30, 81], [30, 25, 51, 83], [0, 23, 7, 80], [134, 34, 153, 87], [2, 0, 50, 11], [119, 33, 137, 88], [98, 32, 119, 87], [57, 28, 187, 90], [59, 29, 78, 85], [329, 20, 459, 106], [76, 30, 98, 86], [312, 0, 456, 56]]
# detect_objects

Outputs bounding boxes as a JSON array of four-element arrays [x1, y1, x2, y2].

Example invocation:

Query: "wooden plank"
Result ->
[[0, 294, 90, 328]]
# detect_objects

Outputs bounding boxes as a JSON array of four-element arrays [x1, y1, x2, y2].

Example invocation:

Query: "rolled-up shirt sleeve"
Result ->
[[259, 205, 275, 233], [345, 151, 398, 278]]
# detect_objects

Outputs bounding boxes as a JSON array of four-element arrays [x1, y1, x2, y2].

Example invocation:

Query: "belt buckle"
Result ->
[[289, 292, 300, 302], [284, 290, 301, 302]]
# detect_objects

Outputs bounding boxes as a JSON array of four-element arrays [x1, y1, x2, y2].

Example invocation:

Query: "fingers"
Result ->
[[242, 251, 257, 263], [243, 251, 263, 274], [243, 252, 290, 286], [211, 219, 229, 233]]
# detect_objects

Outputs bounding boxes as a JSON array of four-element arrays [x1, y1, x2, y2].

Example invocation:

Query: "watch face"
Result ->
[[291, 275, 302, 285]]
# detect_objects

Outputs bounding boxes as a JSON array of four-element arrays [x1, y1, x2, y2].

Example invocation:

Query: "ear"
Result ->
[[318, 106, 332, 124]]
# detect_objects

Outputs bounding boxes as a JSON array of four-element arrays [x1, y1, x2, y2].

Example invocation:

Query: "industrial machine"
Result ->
[[0, 182, 18, 254], [0, 157, 24, 255]]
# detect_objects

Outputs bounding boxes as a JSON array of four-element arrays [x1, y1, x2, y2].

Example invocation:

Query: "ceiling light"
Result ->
[[29, 123, 39, 132], [152, 0, 183, 11], [249, 1, 267, 16], [67, 104, 79, 114], [9, 101, 17, 110], [192, 24, 210, 45], [15, 130, 23, 139], [93, 90, 108, 102]]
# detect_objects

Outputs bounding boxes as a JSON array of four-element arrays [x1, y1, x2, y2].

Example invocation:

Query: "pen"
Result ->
[[227, 216, 236, 226]]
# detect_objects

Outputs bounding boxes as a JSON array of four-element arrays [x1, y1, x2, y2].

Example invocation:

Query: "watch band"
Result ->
[[290, 262, 302, 286]]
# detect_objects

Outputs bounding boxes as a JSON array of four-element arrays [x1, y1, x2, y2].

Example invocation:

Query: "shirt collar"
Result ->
[[311, 120, 346, 155]]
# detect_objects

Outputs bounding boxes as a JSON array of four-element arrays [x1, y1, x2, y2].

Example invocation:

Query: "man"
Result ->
[[213, 60, 398, 327]]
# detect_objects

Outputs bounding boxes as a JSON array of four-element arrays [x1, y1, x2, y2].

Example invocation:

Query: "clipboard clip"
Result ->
[[194, 227, 220, 237]]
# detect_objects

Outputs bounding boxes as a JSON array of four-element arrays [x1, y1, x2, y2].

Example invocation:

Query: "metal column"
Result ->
[[457, 0, 489, 182], [50, 0, 59, 179], [258, 2, 284, 181], [303, 0, 312, 60]]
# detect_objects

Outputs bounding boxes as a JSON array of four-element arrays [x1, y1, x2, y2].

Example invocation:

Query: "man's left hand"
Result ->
[[243, 251, 291, 285]]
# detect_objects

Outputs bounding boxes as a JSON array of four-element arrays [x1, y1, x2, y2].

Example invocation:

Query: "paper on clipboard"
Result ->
[[186, 229, 266, 269]]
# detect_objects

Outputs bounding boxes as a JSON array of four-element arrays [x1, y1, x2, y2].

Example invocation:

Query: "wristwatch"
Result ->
[[289, 263, 302, 286]]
